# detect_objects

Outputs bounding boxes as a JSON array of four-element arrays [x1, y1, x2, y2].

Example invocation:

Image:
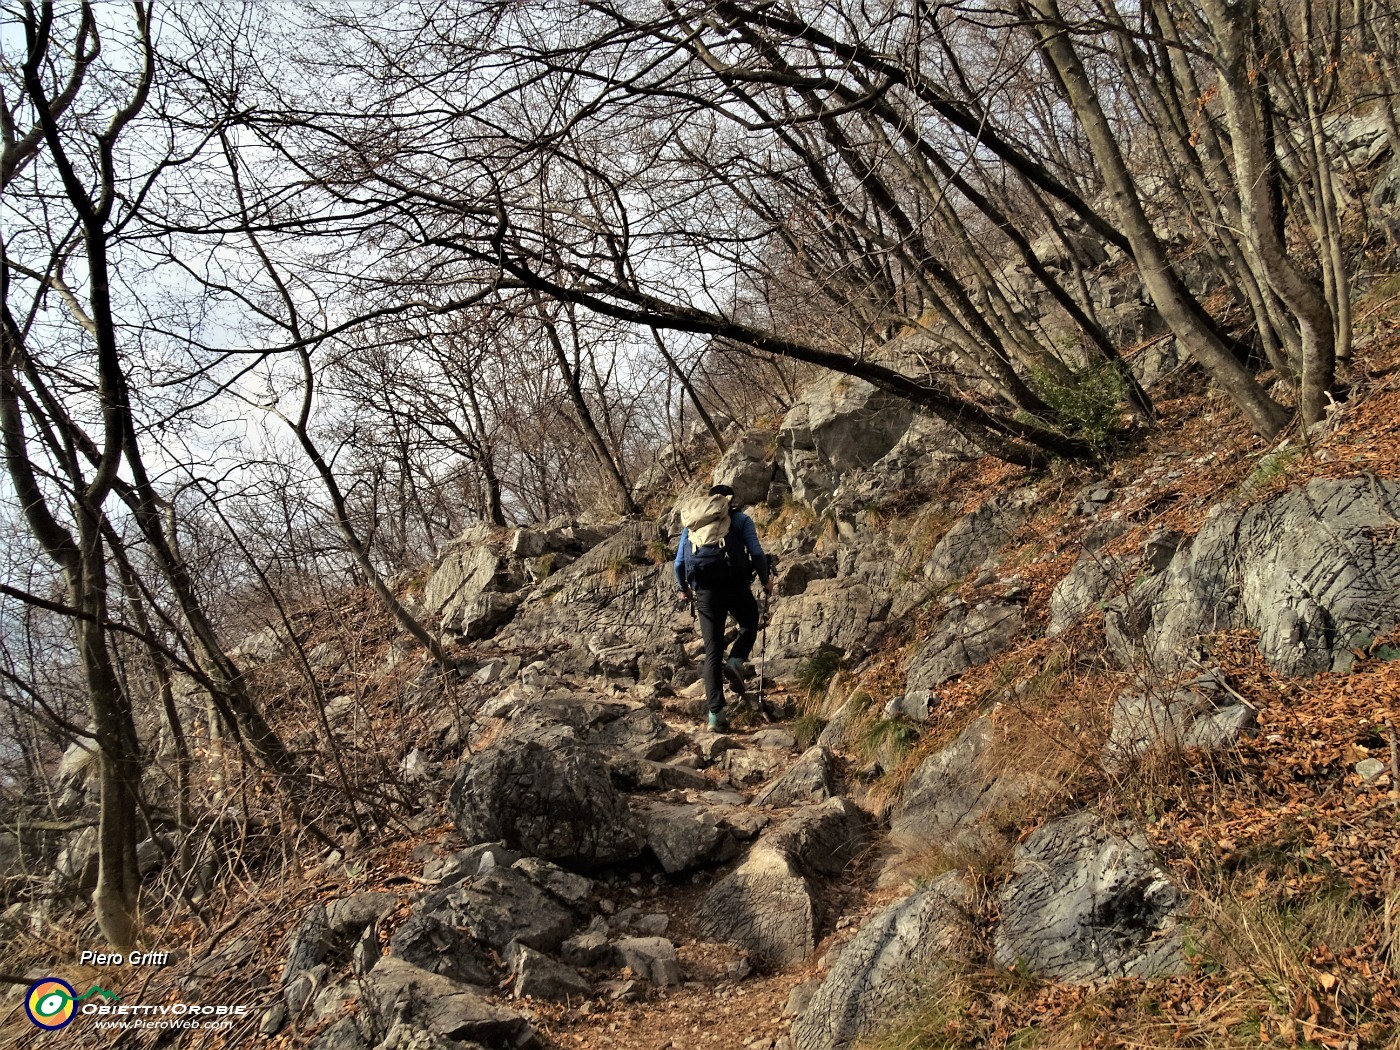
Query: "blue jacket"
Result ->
[[674, 510, 770, 591]]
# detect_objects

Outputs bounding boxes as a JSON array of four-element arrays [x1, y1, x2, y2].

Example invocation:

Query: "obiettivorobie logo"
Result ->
[[24, 979, 120, 1030]]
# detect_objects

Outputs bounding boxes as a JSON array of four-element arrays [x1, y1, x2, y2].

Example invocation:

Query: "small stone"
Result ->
[[1356, 758, 1387, 781]]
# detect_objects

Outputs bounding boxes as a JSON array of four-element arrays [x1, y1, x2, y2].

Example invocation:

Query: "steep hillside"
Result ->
[[8, 285, 1400, 1050]]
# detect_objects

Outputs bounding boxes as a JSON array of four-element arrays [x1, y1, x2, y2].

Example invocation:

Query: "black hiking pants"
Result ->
[[695, 578, 759, 713]]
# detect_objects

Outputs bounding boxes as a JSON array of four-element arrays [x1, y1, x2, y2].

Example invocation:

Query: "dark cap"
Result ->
[[708, 484, 735, 498]]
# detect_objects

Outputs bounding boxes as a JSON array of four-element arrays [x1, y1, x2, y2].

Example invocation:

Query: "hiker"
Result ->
[[674, 484, 776, 730]]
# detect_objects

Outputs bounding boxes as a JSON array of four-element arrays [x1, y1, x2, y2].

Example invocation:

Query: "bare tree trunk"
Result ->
[[1023, 0, 1291, 438]]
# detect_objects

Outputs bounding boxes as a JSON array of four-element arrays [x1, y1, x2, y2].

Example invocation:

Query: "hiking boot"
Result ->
[[708, 709, 731, 732], [723, 656, 747, 690]]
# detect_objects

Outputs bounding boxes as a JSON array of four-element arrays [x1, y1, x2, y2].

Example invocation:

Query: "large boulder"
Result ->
[[417, 866, 580, 953], [359, 957, 532, 1047], [497, 522, 678, 657], [751, 747, 836, 808], [1106, 477, 1400, 676], [994, 811, 1184, 981], [635, 803, 732, 875], [713, 428, 776, 506], [792, 873, 975, 1050], [766, 580, 890, 662], [778, 375, 915, 510], [696, 799, 867, 966], [422, 530, 520, 639], [449, 738, 644, 868]]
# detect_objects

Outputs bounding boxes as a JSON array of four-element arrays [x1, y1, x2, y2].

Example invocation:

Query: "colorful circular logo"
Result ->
[[25, 978, 76, 1030]]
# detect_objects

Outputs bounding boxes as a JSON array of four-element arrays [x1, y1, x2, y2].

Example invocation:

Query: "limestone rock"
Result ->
[[1105, 675, 1257, 768], [778, 375, 915, 511], [504, 941, 592, 1001], [423, 536, 519, 639], [994, 811, 1183, 980], [307, 1017, 369, 1050], [923, 488, 1036, 584], [418, 866, 579, 953], [449, 737, 643, 868], [1047, 550, 1130, 637], [766, 581, 889, 661], [388, 915, 495, 987], [591, 707, 687, 761], [636, 803, 729, 874], [1106, 477, 1400, 676], [752, 747, 836, 808], [792, 873, 975, 1050], [613, 936, 682, 986], [904, 601, 1023, 691], [714, 429, 776, 506], [696, 799, 867, 965], [511, 856, 594, 912], [359, 957, 531, 1046], [891, 717, 1052, 858]]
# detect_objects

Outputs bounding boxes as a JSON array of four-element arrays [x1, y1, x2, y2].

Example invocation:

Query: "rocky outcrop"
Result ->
[[448, 738, 644, 868], [751, 746, 836, 808], [994, 811, 1183, 980], [1106, 477, 1400, 675], [904, 600, 1023, 691], [696, 798, 867, 966], [766, 580, 889, 662], [891, 717, 1052, 858], [418, 865, 581, 953], [792, 873, 975, 1050], [359, 957, 533, 1047], [1047, 549, 1130, 637], [778, 375, 915, 509], [714, 428, 776, 506], [422, 530, 520, 640], [497, 522, 677, 658], [1105, 672, 1257, 768], [922, 488, 1037, 583]]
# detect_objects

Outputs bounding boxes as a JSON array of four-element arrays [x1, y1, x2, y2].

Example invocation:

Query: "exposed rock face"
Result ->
[[792, 873, 975, 1050], [423, 533, 518, 640], [923, 488, 1036, 583], [359, 957, 532, 1047], [449, 738, 643, 868], [778, 375, 915, 509], [1105, 673, 1257, 768], [766, 580, 890, 661], [904, 601, 1023, 691], [994, 811, 1183, 981], [891, 717, 1052, 858], [696, 798, 867, 965], [1047, 549, 1130, 637], [714, 428, 776, 506], [498, 522, 677, 656], [1106, 477, 1400, 676], [591, 708, 688, 762]]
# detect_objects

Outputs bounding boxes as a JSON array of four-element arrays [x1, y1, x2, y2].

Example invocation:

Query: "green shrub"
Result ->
[[1030, 361, 1125, 457]]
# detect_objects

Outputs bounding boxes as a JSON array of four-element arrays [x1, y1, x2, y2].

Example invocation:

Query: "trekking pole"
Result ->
[[757, 589, 768, 716]]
